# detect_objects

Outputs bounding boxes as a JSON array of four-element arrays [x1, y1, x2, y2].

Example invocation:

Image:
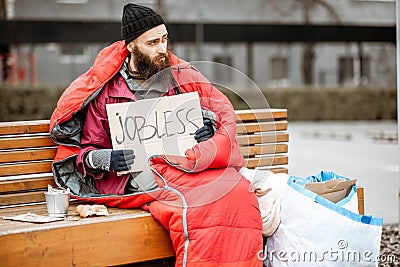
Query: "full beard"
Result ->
[[132, 45, 171, 81]]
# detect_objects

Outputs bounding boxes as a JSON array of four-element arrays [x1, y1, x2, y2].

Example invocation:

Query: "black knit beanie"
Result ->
[[121, 3, 166, 44]]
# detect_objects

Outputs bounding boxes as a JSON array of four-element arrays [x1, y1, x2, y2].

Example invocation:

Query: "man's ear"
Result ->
[[127, 43, 134, 53]]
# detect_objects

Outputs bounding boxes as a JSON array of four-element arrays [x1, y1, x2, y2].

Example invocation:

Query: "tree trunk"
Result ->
[[302, 43, 315, 85], [0, 0, 5, 18], [300, 0, 340, 86], [301, 0, 314, 85]]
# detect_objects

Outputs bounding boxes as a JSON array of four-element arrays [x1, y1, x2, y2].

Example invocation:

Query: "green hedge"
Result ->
[[0, 86, 396, 122], [0, 86, 64, 122], [220, 87, 397, 121]]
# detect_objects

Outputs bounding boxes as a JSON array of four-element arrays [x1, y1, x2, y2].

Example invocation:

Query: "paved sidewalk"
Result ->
[[288, 120, 399, 224]]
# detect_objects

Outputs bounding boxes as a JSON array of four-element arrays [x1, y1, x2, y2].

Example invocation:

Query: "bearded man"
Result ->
[[50, 3, 263, 267]]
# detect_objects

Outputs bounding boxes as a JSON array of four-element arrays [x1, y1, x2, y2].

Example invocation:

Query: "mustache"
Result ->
[[154, 54, 166, 60]]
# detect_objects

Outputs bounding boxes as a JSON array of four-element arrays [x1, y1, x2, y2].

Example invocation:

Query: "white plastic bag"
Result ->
[[265, 173, 383, 267]]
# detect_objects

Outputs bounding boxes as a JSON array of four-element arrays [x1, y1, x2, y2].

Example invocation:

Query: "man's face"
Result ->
[[128, 24, 170, 79]]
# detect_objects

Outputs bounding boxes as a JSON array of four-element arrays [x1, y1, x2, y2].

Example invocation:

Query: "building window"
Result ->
[[269, 56, 289, 87], [360, 56, 371, 84], [213, 55, 232, 84], [271, 57, 288, 81], [338, 56, 354, 85], [59, 44, 89, 64], [338, 56, 370, 85]]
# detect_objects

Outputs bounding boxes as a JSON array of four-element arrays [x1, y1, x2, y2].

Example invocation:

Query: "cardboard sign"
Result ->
[[106, 92, 203, 171]]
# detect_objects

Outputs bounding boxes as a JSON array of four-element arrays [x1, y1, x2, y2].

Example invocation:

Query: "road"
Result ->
[[288, 120, 399, 224]]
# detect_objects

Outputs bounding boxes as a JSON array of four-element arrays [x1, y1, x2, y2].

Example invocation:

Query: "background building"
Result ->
[[0, 0, 396, 89]]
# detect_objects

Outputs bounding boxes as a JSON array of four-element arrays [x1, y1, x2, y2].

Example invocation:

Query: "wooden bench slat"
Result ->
[[0, 110, 288, 134], [0, 109, 288, 135], [0, 148, 57, 163], [245, 155, 289, 169], [0, 135, 56, 149], [0, 175, 55, 193], [240, 143, 288, 157], [0, 120, 50, 135], [0, 131, 289, 149], [235, 108, 288, 122], [0, 161, 53, 176], [236, 121, 288, 134], [268, 167, 289, 174], [0, 190, 46, 206], [357, 187, 365, 215], [237, 132, 289, 145]]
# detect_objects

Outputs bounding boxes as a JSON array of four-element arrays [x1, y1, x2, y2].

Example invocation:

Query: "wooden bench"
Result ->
[[0, 108, 362, 266]]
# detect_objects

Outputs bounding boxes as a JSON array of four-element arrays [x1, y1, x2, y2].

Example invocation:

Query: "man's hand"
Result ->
[[85, 149, 135, 172], [109, 150, 135, 171], [194, 118, 215, 143]]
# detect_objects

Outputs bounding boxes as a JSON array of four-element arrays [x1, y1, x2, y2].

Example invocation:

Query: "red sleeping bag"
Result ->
[[49, 41, 263, 266]]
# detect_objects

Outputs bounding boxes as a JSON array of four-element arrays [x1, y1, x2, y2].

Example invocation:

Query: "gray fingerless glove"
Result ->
[[201, 109, 217, 133], [85, 149, 135, 172]]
